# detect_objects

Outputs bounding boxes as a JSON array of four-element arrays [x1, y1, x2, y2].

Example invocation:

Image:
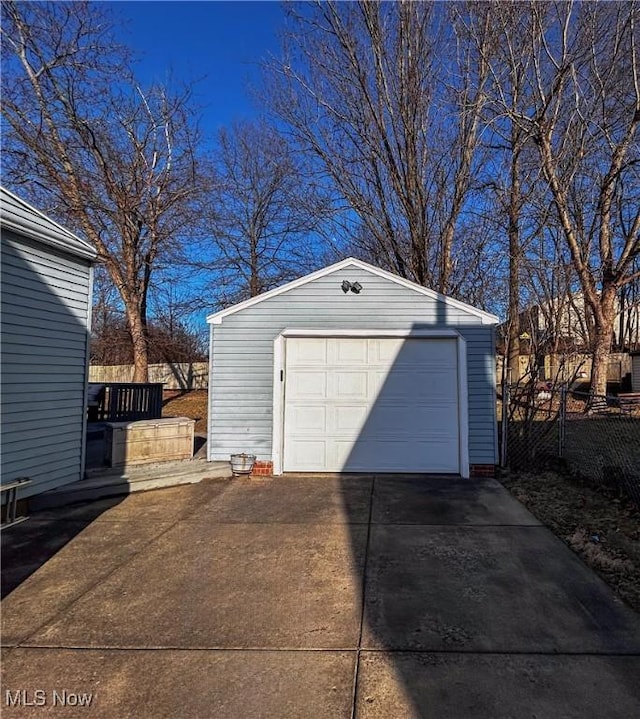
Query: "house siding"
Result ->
[[1, 229, 92, 499], [632, 354, 640, 392], [208, 266, 497, 468]]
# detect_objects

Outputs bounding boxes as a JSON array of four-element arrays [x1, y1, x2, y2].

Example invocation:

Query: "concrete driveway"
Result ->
[[2, 475, 640, 718]]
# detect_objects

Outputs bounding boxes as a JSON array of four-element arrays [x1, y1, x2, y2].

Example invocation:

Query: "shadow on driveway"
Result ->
[[2, 475, 640, 717], [344, 475, 640, 717], [1, 496, 123, 599]]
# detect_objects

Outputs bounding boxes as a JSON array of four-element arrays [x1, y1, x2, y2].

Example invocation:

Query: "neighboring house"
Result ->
[[497, 290, 640, 384], [504, 291, 640, 352], [207, 257, 499, 478], [1, 187, 97, 500]]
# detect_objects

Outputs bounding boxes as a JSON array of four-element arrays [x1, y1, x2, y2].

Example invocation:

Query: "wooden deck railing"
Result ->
[[88, 382, 164, 422]]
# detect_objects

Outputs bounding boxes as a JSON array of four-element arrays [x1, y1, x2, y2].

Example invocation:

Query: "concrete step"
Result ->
[[31, 460, 231, 510]]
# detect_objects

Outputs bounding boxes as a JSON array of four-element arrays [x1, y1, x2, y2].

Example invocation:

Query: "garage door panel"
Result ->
[[362, 405, 458, 436], [287, 371, 327, 399], [342, 439, 458, 473], [288, 406, 327, 433], [369, 370, 388, 398], [287, 338, 327, 365], [425, 372, 458, 395], [393, 338, 456, 364], [374, 374, 456, 401], [370, 338, 404, 363], [333, 404, 369, 433], [284, 438, 328, 470], [376, 371, 457, 402], [331, 338, 368, 364], [368, 338, 455, 367], [331, 439, 357, 469], [283, 337, 460, 473], [331, 371, 368, 400]]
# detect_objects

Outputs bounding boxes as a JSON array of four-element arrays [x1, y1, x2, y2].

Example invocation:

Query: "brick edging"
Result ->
[[248, 461, 495, 478], [252, 461, 273, 477], [470, 464, 496, 478]]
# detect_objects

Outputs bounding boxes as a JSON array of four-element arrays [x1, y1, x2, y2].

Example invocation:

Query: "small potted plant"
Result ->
[[230, 453, 256, 476]]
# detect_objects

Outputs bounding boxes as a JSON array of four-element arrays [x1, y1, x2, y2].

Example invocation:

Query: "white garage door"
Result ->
[[283, 337, 460, 473]]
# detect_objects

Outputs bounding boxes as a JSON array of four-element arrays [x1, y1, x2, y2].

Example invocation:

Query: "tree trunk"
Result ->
[[507, 284, 521, 382], [127, 309, 149, 383], [249, 269, 260, 297], [249, 234, 260, 297], [438, 224, 454, 294], [589, 287, 617, 397], [618, 288, 625, 350], [506, 146, 522, 383]]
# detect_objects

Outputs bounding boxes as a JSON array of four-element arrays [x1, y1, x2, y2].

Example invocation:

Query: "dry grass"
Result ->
[[162, 390, 208, 433], [500, 470, 640, 613]]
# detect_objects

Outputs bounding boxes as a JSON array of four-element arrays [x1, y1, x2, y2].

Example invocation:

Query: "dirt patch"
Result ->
[[500, 470, 640, 614], [162, 390, 208, 433]]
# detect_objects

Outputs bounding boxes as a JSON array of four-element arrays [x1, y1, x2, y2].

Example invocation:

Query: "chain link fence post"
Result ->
[[500, 376, 510, 467], [558, 383, 567, 459]]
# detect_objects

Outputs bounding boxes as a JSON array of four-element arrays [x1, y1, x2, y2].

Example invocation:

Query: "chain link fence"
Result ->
[[499, 382, 640, 505]]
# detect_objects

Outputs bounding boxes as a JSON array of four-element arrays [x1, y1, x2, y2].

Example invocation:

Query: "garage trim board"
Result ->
[[272, 329, 469, 477]]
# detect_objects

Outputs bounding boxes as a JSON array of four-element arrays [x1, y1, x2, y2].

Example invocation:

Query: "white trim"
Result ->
[[207, 257, 499, 325], [456, 336, 470, 478], [207, 323, 215, 462], [272, 335, 286, 475], [80, 264, 94, 478], [281, 328, 461, 339], [1, 187, 97, 261], [271, 329, 470, 476]]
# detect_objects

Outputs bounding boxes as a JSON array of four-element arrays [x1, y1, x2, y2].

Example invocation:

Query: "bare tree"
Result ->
[[1, 1, 203, 381], [200, 120, 333, 306], [485, 1, 640, 396], [477, 5, 534, 380], [267, 0, 492, 295]]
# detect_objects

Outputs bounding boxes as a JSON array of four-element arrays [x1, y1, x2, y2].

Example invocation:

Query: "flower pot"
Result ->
[[230, 453, 256, 476]]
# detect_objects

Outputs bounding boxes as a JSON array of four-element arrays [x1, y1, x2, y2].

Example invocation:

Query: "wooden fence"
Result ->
[[496, 352, 633, 385], [89, 362, 208, 390]]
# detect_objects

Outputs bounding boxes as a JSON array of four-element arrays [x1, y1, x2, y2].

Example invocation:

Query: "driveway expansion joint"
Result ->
[[8, 644, 640, 658], [349, 476, 376, 719], [11, 644, 361, 653]]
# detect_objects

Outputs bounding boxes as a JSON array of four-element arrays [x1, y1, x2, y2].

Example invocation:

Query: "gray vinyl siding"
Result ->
[[632, 355, 640, 392], [1, 230, 92, 499], [208, 266, 497, 467]]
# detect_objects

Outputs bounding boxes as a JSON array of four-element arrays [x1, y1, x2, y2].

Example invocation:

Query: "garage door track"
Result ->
[[2, 475, 640, 717]]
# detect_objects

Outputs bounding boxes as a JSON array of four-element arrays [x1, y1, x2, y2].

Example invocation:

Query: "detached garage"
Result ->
[[207, 258, 498, 478]]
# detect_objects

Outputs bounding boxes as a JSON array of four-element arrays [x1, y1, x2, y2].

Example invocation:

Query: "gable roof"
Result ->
[[207, 257, 499, 325], [1, 186, 97, 261]]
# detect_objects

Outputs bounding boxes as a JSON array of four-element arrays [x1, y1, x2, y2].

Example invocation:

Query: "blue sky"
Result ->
[[115, 1, 286, 139], [106, 2, 290, 322]]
